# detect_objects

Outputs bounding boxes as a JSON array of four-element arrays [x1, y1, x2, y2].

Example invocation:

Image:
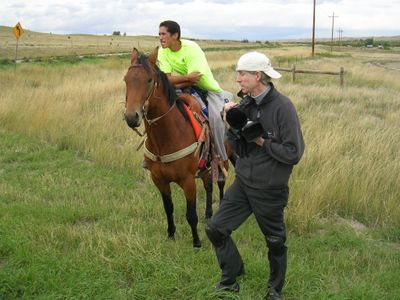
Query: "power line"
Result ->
[[329, 12, 338, 52], [337, 28, 343, 50]]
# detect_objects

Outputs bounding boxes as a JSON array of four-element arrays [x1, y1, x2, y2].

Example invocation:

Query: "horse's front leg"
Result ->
[[154, 180, 176, 240], [179, 177, 201, 248], [161, 191, 176, 240]]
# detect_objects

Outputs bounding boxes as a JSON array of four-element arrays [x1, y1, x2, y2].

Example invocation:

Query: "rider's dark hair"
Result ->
[[159, 20, 181, 40]]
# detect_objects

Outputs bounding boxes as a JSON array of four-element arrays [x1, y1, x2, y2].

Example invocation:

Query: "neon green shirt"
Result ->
[[157, 39, 222, 92]]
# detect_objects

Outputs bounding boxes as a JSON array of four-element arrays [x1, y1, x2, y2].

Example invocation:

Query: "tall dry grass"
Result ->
[[0, 58, 141, 169], [1, 45, 399, 234]]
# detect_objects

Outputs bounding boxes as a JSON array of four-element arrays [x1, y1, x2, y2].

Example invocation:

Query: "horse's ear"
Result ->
[[131, 47, 139, 64], [147, 46, 159, 65]]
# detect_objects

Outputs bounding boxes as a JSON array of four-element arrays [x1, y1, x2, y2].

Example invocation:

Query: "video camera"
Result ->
[[225, 105, 264, 142]]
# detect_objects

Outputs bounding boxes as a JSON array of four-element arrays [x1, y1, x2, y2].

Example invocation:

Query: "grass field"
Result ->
[[1, 29, 400, 299], [1, 128, 399, 299]]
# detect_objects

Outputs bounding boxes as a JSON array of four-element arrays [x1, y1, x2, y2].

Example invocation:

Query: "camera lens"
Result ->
[[226, 107, 247, 130]]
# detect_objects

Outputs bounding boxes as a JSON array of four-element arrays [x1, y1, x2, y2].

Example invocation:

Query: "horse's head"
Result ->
[[123, 47, 158, 128]]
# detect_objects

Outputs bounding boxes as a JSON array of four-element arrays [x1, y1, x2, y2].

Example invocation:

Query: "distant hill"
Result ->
[[0, 25, 161, 60], [1, 25, 399, 60], [272, 35, 400, 43], [0, 25, 156, 40], [0, 25, 273, 60], [2, 25, 400, 43]]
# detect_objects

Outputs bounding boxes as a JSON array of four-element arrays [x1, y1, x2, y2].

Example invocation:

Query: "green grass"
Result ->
[[1, 129, 399, 299], [1, 46, 400, 231], [1, 33, 400, 298]]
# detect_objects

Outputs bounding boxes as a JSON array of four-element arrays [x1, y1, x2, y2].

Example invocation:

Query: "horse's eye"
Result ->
[[148, 78, 152, 83]]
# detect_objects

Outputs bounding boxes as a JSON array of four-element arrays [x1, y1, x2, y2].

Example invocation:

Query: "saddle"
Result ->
[[178, 93, 226, 181]]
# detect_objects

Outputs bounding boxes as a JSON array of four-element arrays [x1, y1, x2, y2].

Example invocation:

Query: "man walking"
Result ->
[[205, 51, 305, 300]]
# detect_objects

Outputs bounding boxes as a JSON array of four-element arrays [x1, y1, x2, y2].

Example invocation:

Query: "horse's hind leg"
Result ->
[[228, 153, 237, 167], [201, 172, 213, 219], [217, 180, 225, 204], [180, 177, 201, 248]]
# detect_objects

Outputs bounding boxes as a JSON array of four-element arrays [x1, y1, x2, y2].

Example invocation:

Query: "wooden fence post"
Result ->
[[340, 67, 344, 87], [291, 64, 296, 83], [274, 65, 344, 86]]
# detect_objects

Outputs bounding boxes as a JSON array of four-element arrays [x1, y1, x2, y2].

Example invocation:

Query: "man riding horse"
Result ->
[[157, 20, 235, 177]]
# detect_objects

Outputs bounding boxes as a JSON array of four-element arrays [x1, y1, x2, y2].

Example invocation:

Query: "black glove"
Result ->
[[241, 121, 264, 142]]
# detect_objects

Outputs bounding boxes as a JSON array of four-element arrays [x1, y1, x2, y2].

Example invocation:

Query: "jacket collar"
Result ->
[[238, 82, 277, 107], [257, 83, 278, 106]]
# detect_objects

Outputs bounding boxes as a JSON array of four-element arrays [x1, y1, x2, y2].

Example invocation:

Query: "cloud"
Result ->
[[1, 0, 399, 39]]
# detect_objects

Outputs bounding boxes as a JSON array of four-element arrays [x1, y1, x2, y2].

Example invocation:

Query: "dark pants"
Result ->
[[206, 178, 288, 292]]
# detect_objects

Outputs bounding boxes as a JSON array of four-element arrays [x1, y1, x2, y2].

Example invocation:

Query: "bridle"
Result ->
[[126, 61, 176, 126], [125, 56, 202, 164]]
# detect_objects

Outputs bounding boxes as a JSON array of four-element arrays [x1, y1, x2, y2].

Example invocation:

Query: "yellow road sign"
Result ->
[[13, 22, 24, 39]]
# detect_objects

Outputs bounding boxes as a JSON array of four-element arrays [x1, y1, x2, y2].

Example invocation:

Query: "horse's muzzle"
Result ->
[[124, 111, 142, 128]]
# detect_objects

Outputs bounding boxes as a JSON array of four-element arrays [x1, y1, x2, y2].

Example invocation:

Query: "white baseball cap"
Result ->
[[236, 51, 282, 79]]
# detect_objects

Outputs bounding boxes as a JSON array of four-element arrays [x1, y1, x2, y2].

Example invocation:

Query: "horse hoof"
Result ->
[[193, 240, 201, 248], [168, 235, 175, 241]]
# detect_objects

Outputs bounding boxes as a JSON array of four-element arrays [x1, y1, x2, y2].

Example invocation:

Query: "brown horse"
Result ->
[[124, 47, 226, 247]]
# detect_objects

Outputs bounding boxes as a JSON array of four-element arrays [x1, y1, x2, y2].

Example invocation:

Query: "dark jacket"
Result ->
[[227, 83, 305, 189]]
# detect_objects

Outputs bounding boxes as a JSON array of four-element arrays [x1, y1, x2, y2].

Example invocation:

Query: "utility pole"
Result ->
[[329, 12, 338, 52], [337, 28, 343, 50], [312, 0, 316, 56]]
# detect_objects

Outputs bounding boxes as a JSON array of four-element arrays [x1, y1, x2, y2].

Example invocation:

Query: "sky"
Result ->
[[1, 0, 399, 40]]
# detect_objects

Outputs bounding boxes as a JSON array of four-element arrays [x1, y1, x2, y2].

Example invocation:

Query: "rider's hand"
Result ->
[[254, 137, 265, 147], [223, 101, 237, 112], [186, 72, 201, 84], [222, 102, 238, 127]]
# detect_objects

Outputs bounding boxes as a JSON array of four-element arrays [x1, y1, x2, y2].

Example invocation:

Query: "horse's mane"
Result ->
[[138, 54, 189, 122]]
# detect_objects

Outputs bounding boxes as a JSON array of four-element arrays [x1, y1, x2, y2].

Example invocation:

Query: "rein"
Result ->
[[127, 57, 198, 164], [145, 101, 176, 125]]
